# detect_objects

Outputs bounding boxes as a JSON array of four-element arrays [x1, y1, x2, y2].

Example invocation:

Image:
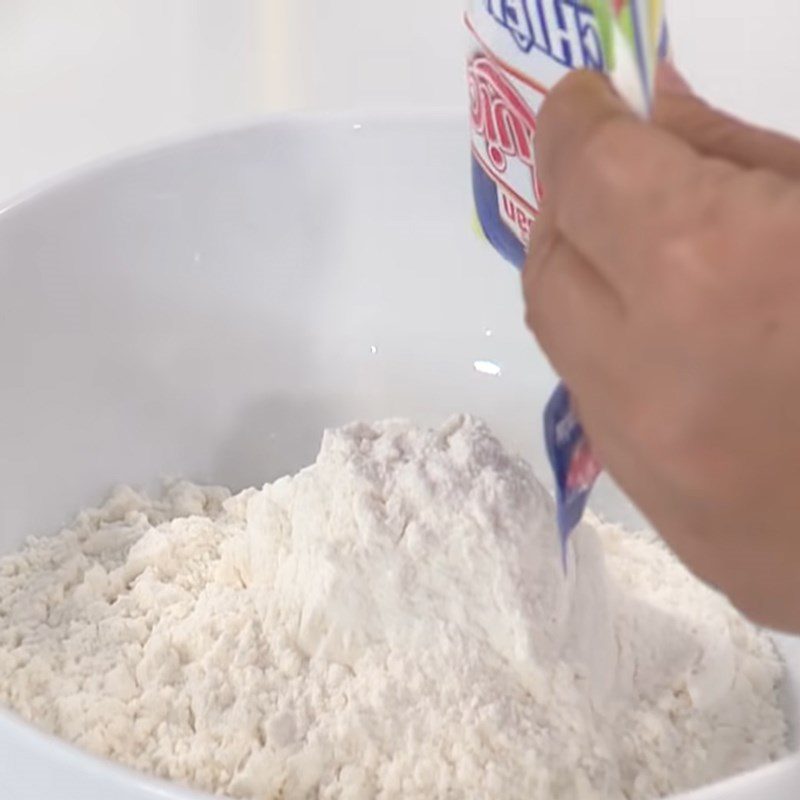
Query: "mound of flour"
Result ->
[[0, 416, 787, 799]]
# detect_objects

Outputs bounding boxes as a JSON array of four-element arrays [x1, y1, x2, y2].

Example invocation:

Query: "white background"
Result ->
[[3, 0, 800, 202]]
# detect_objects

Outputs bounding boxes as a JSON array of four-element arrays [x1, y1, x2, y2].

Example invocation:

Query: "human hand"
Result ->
[[524, 64, 800, 632]]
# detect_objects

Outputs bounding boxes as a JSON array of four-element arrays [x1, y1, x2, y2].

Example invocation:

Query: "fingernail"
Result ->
[[657, 61, 692, 96]]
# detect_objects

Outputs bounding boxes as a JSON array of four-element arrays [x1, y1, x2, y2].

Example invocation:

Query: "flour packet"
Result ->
[[467, 1, 667, 556]]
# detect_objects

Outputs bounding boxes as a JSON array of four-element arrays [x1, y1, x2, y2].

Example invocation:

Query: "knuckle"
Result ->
[[648, 164, 739, 304], [521, 263, 540, 333], [522, 264, 540, 324], [576, 117, 639, 190], [524, 285, 549, 346], [523, 297, 538, 336], [652, 163, 795, 325], [654, 93, 716, 141], [539, 70, 605, 131]]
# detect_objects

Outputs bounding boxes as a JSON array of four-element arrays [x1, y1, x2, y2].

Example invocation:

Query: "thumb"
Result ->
[[654, 62, 800, 179]]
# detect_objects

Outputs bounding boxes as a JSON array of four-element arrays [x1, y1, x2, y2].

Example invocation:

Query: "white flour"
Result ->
[[0, 416, 788, 799]]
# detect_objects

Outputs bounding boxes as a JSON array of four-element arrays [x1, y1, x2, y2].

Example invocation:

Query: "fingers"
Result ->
[[535, 70, 709, 300], [523, 216, 675, 531], [655, 63, 800, 180], [535, 71, 632, 199], [523, 207, 625, 395]]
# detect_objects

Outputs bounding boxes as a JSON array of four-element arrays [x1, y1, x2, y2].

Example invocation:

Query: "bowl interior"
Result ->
[[0, 115, 798, 799]]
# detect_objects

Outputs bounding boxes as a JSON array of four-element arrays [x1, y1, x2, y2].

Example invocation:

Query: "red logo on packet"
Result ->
[[467, 55, 544, 204], [566, 441, 603, 492]]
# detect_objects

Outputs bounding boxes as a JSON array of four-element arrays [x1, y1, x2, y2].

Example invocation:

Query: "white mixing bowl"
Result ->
[[0, 115, 798, 799]]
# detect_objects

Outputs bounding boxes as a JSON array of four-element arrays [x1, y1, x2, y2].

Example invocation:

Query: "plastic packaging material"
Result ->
[[467, 1, 666, 557]]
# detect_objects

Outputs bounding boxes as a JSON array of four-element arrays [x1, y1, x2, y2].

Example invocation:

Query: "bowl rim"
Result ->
[[0, 107, 464, 222], [0, 704, 212, 799]]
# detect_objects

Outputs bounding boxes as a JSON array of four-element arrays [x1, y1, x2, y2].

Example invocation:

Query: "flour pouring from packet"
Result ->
[[468, 0, 667, 557]]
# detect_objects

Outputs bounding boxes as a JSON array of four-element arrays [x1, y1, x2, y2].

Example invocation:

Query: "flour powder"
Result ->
[[0, 416, 788, 799]]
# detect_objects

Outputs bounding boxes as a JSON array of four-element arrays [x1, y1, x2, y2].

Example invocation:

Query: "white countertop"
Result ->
[[3, 0, 800, 203]]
